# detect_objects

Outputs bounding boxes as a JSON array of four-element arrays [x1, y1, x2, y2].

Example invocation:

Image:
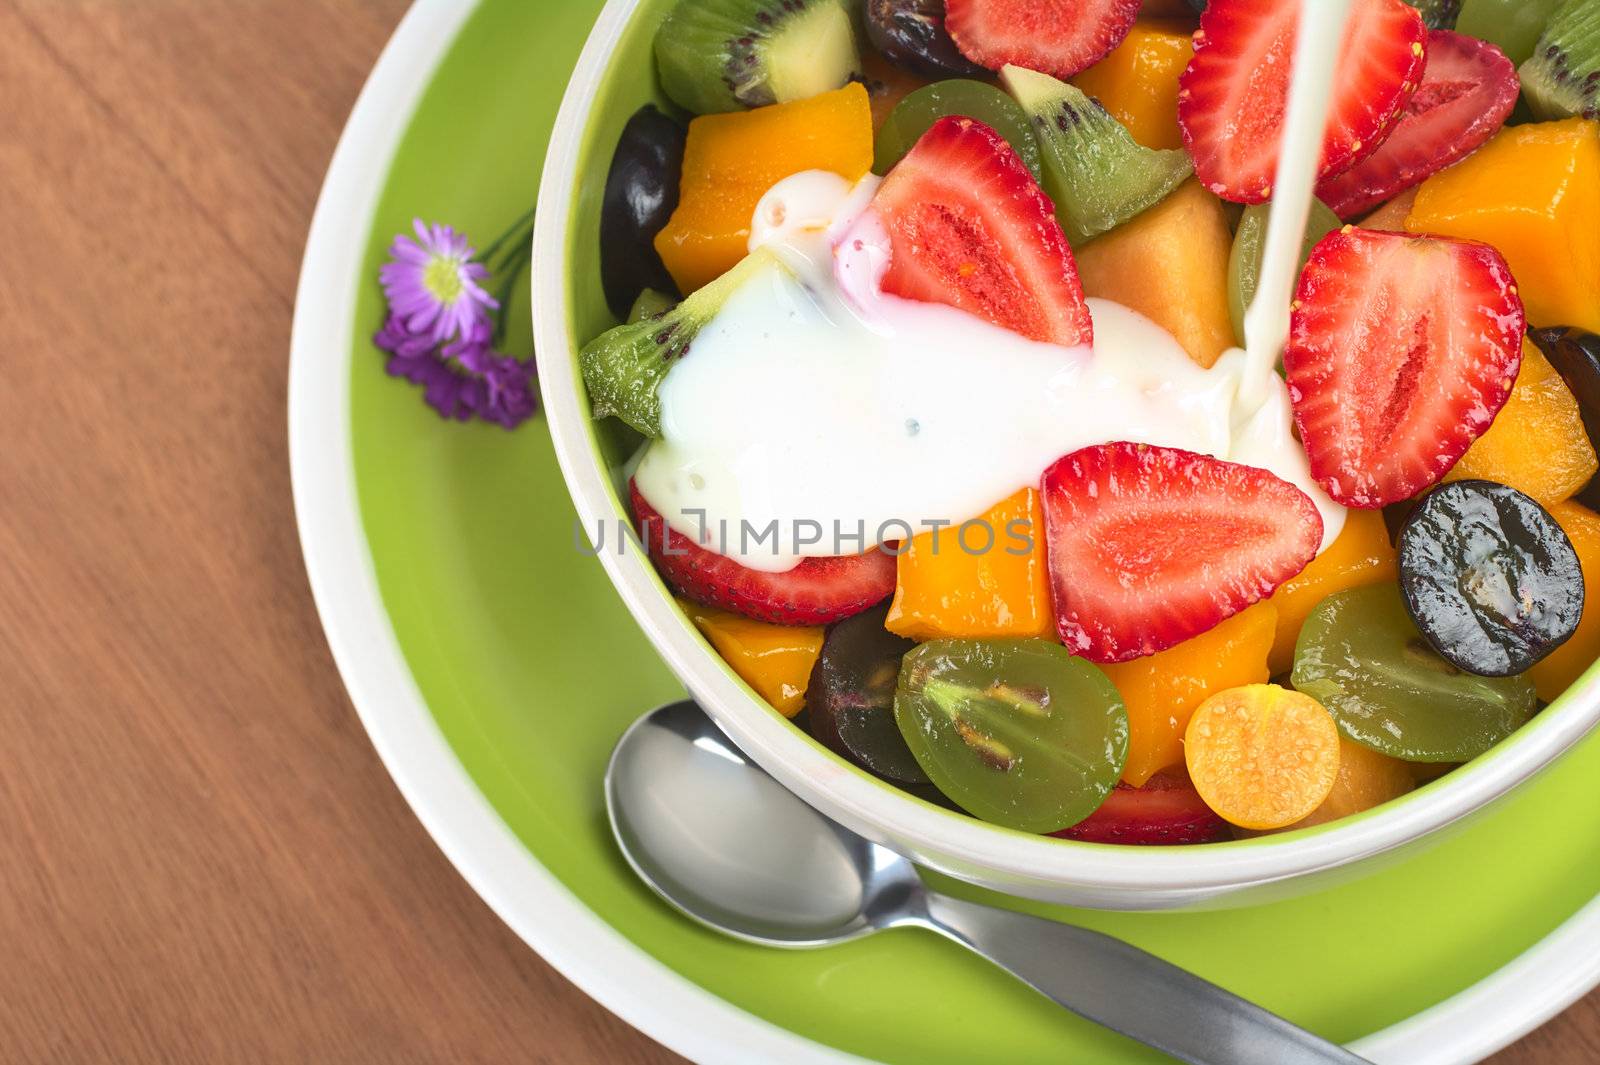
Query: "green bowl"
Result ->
[[530, 0, 1600, 911]]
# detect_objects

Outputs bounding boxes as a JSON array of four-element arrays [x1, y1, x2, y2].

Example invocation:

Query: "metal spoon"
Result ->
[[606, 700, 1370, 1065]]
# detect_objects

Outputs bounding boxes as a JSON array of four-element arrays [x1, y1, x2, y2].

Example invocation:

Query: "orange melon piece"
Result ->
[[1072, 179, 1235, 367], [1528, 502, 1600, 702], [680, 600, 824, 718], [1072, 19, 1194, 151], [1406, 118, 1600, 333], [1444, 338, 1597, 507], [1357, 187, 1418, 231], [884, 488, 1053, 642], [1101, 602, 1277, 787], [1266, 510, 1399, 675], [1287, 738, 1414, 829], [655, 83, 874, 294]]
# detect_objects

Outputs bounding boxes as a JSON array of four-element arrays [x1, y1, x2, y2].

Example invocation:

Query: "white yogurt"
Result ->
[[633, 170, 1345, 572]]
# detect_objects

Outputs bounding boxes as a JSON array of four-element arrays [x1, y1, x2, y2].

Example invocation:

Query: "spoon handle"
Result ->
[[917, 892, 1370, 1065]]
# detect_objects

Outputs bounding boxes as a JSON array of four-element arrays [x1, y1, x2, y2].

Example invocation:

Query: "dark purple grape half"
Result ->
[[1398, 479, 1583, 676], [600, 105, 684, 320], [805, 603, 928, 786]]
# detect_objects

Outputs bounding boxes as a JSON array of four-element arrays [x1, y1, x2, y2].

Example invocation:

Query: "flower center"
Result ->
[[423, 255, 466, 305]]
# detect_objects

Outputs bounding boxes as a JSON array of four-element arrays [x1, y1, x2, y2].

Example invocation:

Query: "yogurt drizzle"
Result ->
[[634, 1, 1354, 572]]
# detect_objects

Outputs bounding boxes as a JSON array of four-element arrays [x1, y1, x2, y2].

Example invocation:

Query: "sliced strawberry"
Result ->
[[1317, 31, 1518, 219], [873, 115, 1093, 347], [630, 482, 895, 625], [1284, 228, 1525, 509], [1179, 0, 1427, 204], [944, 0, 1141, 80], [1053, 769, 1229, 845], [1041, 443, 1322, 663]]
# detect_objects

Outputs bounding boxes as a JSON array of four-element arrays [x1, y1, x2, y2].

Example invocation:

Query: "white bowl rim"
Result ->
[[286, 0, 1600, 1062], [531, 0, 1600, 896]]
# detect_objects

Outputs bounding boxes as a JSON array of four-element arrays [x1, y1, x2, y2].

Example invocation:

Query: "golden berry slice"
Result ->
[[1184, 684, 1341, 830]]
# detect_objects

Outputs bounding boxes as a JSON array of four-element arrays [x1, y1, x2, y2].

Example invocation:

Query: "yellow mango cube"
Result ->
[[1101, 602, 1277, 787], [681, 601, 824, 718], [1072, 19, 1194, 151], [1406, 119, 1600, 332], [1446, 339, 1597, 506], [885, 488, 1054, 642], [655, 84, 874, 294]]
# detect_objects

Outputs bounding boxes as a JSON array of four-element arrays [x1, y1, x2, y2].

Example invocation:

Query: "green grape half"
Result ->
[[873, 80, 1042, 181], [893, 639, 1127, 832], [1291, 583, 1538, 763]]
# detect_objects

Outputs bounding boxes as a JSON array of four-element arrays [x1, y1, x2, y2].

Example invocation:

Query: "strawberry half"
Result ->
[[1053, 769, 1229, 845], [1284, 228, 1525, 509], [630, 482, 895, 625], [1317, 31, 1518, 219], [1041, 443, 1322, 663], [1179, 0, 1427, 204], [944, 0, 1141, 80], [873, 115, 1093, 347]]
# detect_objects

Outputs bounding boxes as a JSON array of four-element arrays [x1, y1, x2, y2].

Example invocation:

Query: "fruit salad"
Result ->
[[580, 0, 1600, 844]]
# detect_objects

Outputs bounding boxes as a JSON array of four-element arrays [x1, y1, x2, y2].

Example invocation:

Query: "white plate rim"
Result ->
[[286, 1, 1600, 1062]]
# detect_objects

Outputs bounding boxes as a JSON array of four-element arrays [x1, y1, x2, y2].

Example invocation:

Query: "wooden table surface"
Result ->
[[2, 2, 1595, 1062]]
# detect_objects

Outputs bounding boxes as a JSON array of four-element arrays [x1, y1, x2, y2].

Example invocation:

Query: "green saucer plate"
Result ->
[[288, 2, 1600, 1061]]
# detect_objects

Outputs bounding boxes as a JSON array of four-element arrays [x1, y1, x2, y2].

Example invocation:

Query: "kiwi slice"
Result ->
[[1000, 65, 1193, 246], [1227, 198, 1342, 346], [1520, 0, 1600, 120], [654, 0, 861, 115], [581, 250, 788, 436], [1456, 0, 1565, 65]]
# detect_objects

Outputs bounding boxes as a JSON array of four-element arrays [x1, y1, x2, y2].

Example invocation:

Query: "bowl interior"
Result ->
[[545, 0, 1600, 887]]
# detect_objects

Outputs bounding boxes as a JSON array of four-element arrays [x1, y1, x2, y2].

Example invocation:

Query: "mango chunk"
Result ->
[[681, 600, 824, 718], [1267, 510, 1397, 676], [655, 83, 873, 293], [1073, 179, 1235, 367], [1446, 338, 1597, 506], [885, 488, 1053, 642], [1406, 119, 1600, 333], [1072, 19, 1194, 151], [1101, 602, 1277, 787], [1528, 502, 1600, 702]]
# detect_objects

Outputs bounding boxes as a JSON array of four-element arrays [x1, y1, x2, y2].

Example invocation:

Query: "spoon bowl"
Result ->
[[606, 699, 921, 947]]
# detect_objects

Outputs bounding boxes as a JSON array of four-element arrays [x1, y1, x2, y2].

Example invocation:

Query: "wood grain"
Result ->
[[1, 2, 681, 1061], [0, 2, 1584, 1062]]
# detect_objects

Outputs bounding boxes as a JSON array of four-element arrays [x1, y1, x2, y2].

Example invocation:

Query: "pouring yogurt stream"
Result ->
[[632, 0, 1355, 573]]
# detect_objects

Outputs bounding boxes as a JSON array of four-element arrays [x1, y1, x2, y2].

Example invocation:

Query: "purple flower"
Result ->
[[442, 322, 538, 429], [379, 220, 498, 346], [373, 213, 538, 431], [376, 314, 537, 430]]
